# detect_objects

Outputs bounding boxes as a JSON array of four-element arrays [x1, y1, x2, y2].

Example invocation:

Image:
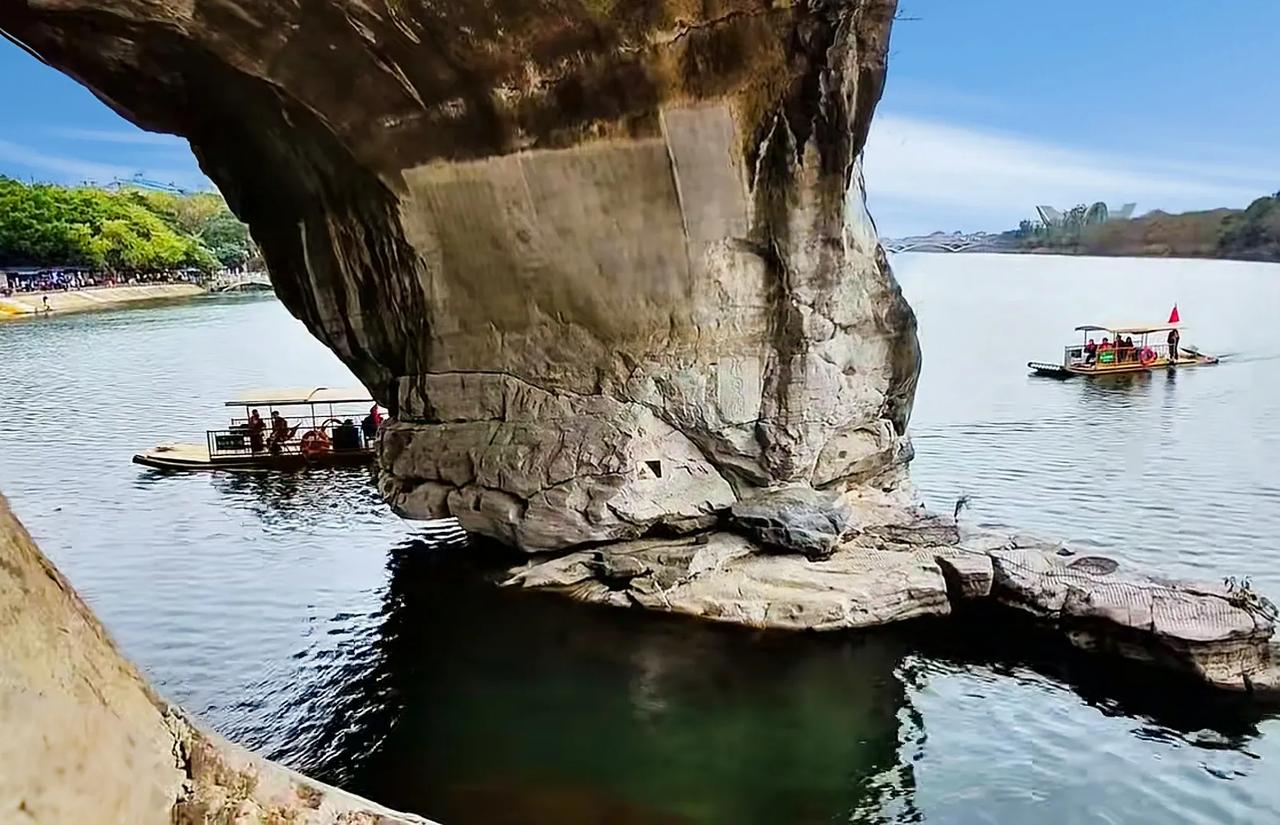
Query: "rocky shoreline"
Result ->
[[0, 495, 431, 825], [503, 486, 1280, 695]]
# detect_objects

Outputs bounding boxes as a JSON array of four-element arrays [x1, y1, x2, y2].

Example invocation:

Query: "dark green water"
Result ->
[[2, 254, 1279, 824]]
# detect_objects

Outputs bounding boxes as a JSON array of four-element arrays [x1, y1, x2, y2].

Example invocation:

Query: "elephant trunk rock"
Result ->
[[1, 0, 917, 554]]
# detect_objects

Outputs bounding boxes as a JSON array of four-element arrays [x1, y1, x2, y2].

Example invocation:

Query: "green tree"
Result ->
[[0, 177, 247, 274]]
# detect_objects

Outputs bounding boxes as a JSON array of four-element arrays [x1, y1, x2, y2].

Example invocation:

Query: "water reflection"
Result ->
[[209, 467, 386, 526], [280, 535, 924, 825]]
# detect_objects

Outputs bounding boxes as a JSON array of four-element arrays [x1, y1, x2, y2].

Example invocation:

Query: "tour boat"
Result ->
[[1028, 320, 1219, 378], [133, 387, 379, 471]]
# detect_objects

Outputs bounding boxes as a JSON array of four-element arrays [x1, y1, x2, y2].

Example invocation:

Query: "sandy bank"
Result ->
[[0, 283, 206, 319]]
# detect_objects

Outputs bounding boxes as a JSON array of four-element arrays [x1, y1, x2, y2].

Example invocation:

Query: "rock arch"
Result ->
[[1, 0, 918, 552]]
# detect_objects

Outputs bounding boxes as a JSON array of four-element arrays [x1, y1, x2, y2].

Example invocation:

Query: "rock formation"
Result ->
[[1, 0, 916, 551], [6, 1, 1279, 695], [0, 495, 431, 824], [506, 500, 1280, 693]]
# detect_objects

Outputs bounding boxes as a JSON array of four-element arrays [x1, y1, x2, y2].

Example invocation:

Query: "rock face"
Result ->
[[0, 494, 431, 824], [0, 0, 918, 552]]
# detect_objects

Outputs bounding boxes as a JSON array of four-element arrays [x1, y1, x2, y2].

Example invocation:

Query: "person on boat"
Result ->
[[1167, 327, 1181, 362], [362, 404, 384, 446], [269, 410, 291, 453], [248, 409, 266, 453], [1084, 339, 1098, 364], [1097, 337, 1114, 365], [1126, 336, 1137, 362], [333, 418, 361, 451]]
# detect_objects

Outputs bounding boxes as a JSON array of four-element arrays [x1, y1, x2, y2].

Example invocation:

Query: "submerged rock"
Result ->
[[0, 495, 430, 824]]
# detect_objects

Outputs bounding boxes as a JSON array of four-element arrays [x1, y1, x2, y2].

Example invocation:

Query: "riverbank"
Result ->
[[0, 283, 206, 319]]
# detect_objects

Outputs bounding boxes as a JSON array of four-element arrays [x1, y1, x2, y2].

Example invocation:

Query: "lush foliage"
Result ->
[[0, 178, 256, 272], [1008, 192, 1280, 262]]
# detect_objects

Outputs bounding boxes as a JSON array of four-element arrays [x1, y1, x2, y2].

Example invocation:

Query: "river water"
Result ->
[[2, 254, 1279, 824]]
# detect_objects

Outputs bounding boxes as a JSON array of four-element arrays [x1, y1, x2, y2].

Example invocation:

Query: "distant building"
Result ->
[[1035, 202, 1137, 228]]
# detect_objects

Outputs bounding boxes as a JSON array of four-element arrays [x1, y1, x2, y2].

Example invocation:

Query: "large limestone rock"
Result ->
[[0, 494, 431, 824], [0, 0, 919, 551]]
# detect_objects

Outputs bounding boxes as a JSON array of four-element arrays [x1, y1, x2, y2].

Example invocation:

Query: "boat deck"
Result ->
[[133, 442, 373, 471]]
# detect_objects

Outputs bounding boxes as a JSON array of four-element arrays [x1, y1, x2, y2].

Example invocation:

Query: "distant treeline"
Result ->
[[0, 177, 257, 273], [1009, 192, 1280, 262]]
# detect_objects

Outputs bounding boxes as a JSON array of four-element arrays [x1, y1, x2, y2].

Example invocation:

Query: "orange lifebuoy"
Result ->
[[1139, 347, 1156, 366], [300, 429, 331, 459]]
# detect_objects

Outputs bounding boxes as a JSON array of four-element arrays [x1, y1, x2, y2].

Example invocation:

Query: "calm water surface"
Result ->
[[2, 255, 1280, 824]]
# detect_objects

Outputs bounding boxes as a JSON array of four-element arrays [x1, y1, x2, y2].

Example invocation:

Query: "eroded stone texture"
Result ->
[[988, 545, 1276, 691], [727, 483, 855, 558], [0, 0, 918, 552], [0, 494, 431, 824], [504, 531, 953, 630]]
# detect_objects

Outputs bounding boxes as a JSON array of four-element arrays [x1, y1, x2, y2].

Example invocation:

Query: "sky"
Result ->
[[1, 1, 1278, 236]]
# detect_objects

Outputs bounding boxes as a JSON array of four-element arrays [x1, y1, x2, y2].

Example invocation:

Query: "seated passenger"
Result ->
[[333, 419, 361, 451], [1098, 337, 1114, 364], [1084, 338, 1097, 364]]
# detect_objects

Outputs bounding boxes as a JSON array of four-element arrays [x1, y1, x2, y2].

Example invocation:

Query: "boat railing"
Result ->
[[206, 426, 371, 459], [1063, 342, 1176, 367]]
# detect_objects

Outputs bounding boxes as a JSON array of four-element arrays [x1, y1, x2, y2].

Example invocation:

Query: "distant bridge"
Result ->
[[881, 233, 1014, 254], [209, 273, 273, 293]]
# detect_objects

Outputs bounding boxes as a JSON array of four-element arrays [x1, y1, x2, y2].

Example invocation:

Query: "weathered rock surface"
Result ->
[[0, 0, 918, 552], [505, 531, 953, 631], [728, 484, 855, 558], [0, 494, 431, 824], [987, 545, 1277, 691], [505, 518, 1280, 693]]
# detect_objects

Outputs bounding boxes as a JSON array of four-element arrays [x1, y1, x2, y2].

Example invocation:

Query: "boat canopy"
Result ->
[[1074, 323, 1182, 335], [225, 387, 373, 407]]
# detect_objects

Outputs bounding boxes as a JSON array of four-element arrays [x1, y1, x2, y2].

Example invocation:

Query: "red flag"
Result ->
[[1168, 304, 1180, 324]]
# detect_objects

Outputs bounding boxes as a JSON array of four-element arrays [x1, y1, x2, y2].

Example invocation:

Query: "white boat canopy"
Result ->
[[225, 387, 373, 407], [1074, 323, 1182, 335]]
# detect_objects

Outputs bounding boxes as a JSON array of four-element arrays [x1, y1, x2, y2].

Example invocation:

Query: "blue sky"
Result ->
[[2, 0, 1278, 235]]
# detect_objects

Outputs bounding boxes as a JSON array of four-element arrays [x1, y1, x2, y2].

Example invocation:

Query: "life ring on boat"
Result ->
[[1139, 347, 1157, 366], [299, 429, 331, 460]]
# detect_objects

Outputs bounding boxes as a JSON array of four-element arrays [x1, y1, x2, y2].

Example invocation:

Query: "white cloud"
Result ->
[[0, 138, 132, 183], [0, 138, 211, 190], [863, 114, 1278, 236], [48, 127, 187, 148]]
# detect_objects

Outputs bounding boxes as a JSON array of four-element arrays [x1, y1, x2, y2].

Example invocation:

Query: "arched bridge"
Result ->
[[881, 233, 1014, 254]]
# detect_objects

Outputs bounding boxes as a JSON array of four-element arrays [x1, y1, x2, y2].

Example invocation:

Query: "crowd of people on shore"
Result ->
[[0, 269, 203, 297]]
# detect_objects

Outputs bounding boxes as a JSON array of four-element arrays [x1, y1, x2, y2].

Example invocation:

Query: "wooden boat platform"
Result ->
[[133, 442, 374, 471]]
